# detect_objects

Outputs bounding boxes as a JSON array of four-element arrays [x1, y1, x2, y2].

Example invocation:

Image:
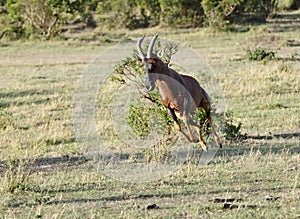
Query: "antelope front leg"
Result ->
[[180, 125, 197, 143], [181, 98, 199, 143], [182, 113, 198, 143], [184, 121, 199, 143], [208, 116, 222, 148], [168, 108, 197, 143], [188, 119, 207, 151], [195, 126, 207, 151]]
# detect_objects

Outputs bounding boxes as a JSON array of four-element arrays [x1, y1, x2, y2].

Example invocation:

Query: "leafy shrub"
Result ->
[[1, 0, 293, 39], [96, 0, 160, 29], [2, 0, 97, 39], [22, 0, 60, 38], [246, 48, 276, 62], [159, 0, 204, 27], [128, 103, 152, 137], [202, 0, 242, 29], [202, 0, 278, 29], [127, 96, 172, 137], [5, 0, 26, 39], [223, 110, 242, 140], [240, 0, 278, 20], [96, 0, 203, 29], [96, 0, 138, 29]]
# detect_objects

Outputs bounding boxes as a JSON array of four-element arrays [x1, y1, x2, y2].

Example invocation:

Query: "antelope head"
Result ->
[[137, 33, 159, 91]]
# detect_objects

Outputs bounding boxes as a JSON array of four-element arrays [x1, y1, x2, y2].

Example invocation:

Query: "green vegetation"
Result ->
[[223, 110, 242, 140], [246, 47, 276, 62], [2, 0, 299, 39], [0, 3, 299, 219]]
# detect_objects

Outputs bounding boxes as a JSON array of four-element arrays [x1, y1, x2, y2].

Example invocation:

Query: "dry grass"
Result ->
[[0, 11, 299, 218]]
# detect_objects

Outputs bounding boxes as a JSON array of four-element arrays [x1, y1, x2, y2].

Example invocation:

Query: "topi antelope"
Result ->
[[137, 33, 222, 151]]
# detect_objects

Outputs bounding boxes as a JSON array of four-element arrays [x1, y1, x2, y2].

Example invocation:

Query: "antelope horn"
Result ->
[[137, 36, 146, 59], [147, 33, 158, 58]]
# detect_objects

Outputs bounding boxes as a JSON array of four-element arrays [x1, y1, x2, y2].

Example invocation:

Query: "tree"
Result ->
[[3, 0, 99, 39], [159, 0, 204, 27]]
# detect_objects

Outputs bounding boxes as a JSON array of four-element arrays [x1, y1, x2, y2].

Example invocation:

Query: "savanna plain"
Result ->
[[0, 11, 299, 218]]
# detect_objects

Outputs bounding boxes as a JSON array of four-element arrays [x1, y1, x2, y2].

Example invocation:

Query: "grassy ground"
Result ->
[[0, 11, 299, 218]]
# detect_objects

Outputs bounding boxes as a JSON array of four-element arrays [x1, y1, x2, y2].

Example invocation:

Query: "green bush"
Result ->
[[127, 95, 172, 137], [202, 0, 242, 29], [96, 0, 160, 29], [246, 48, 276, 62], [241, 0, 278, 20], [202, 0, 278, 29], [1, 0, 293, 39], [96, 0, 138, 29], [223, 110, 242, 140], [96, 0, 203, 29], [159, 0, 204, 27], [5, 0, 26, 39], [2, 0, 98, 39], [128, 103, 152, 137]]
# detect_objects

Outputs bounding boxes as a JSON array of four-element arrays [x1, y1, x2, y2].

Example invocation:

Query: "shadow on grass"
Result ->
[[0, 89, 52, 99], [0, 89, 55, 107], [272, 13, 300, 24], [214, 132, 300, 157], [277, 57, 300, 62], [6, 192, 182, 208], [6, 178, 288, 209], [0, 132, 299, 175], [229, 12, 300, 33], [267, 12, 300, 32], [0, 156, 88, 175], [244, 132, 300, 140], [2, 131, 298, 209]]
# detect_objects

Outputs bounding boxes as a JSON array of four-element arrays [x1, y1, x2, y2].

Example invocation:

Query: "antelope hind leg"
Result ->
[[189, 119, 207, 151], [184, 121, 199, 143], [173, 120, 198, 143], [195, 126, 207, 151], [172, 121, 197, 143], [208, 116, 222, 148], [168, 108, 197, 143]]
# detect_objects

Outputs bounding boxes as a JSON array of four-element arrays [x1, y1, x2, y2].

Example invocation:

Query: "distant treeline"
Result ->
[[0, 0, 299, 39]]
